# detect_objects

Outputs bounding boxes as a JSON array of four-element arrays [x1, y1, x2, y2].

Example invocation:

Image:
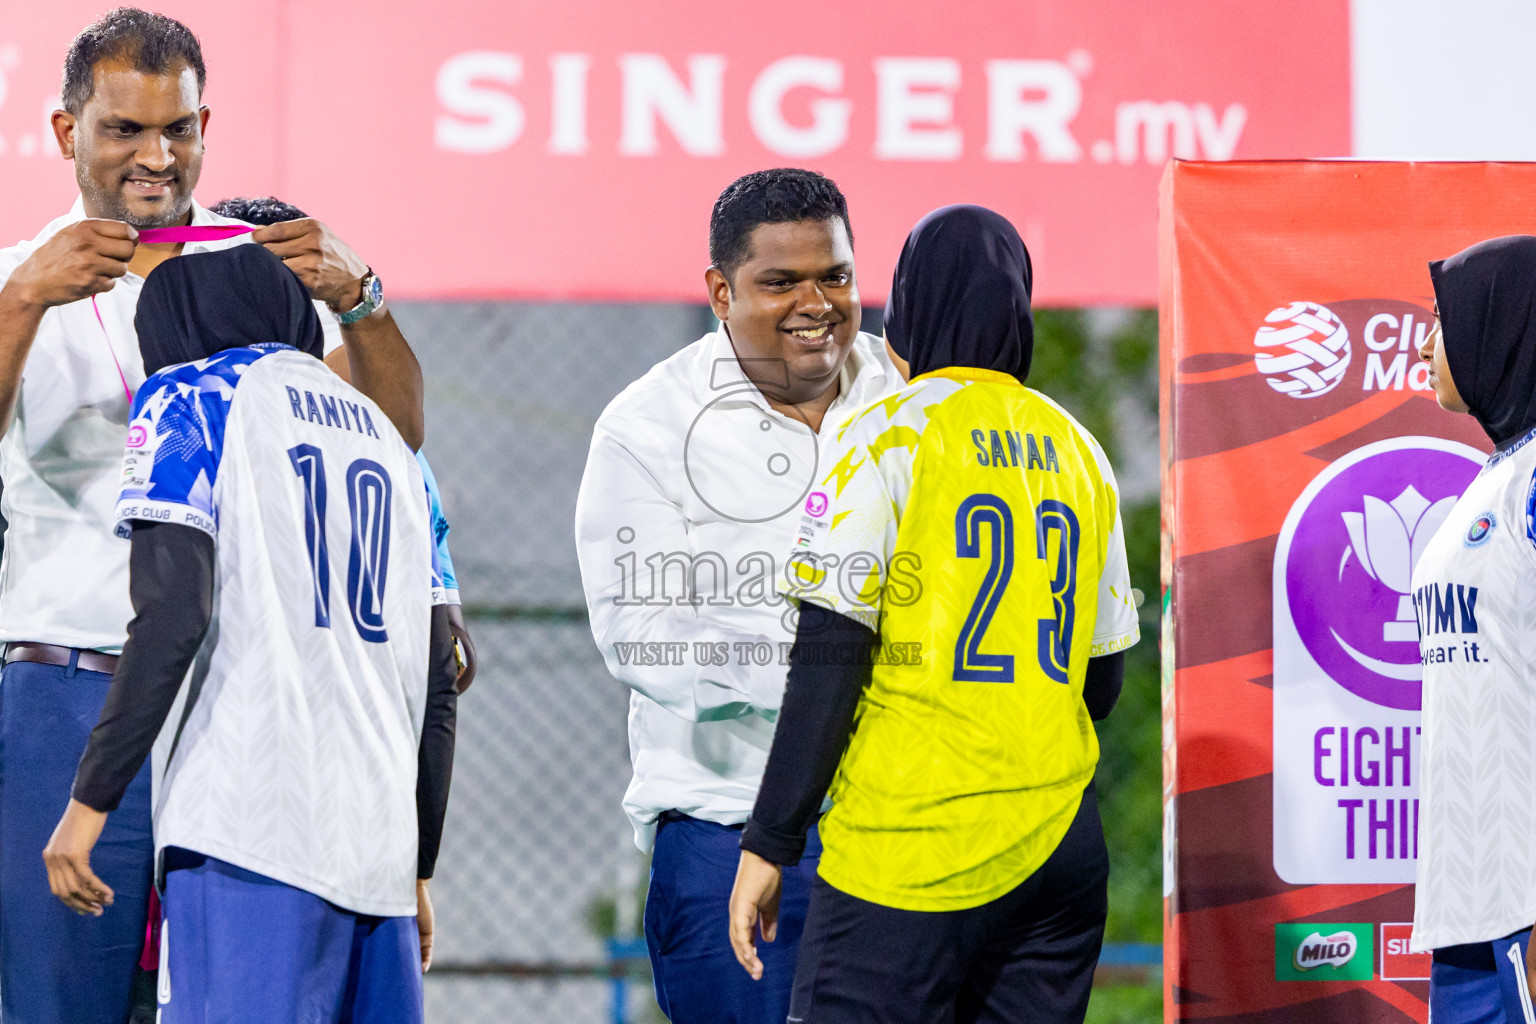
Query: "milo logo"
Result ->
[[1293, 931, 1357, 971], [1275, 923, 1373, 981]]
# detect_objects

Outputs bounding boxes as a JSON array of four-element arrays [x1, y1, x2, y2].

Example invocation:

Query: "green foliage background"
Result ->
[[1030, 309, 1163, 1022]]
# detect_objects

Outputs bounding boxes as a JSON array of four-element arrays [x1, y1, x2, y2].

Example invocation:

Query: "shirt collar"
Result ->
[[699, 326, 757, 399], [63, 196, 229, 240], [911, 366, 1022, 387], [696, 325, 891, 416], [59, 198, 250, 286], [1485, 421, 1536, 469]]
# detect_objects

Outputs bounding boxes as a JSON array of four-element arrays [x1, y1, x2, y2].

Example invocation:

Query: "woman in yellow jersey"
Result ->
[[728, 205, 1140, 1024]]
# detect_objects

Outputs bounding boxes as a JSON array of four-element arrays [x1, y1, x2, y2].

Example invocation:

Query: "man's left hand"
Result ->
[[252, 218, 370, 313], [43, 799, 113, 916]]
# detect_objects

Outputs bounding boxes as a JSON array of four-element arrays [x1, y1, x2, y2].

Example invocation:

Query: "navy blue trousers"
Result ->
[[645, 813, 822, 1024], [1431, 929, 1536, 1024], [0, 658, 154, 1024]]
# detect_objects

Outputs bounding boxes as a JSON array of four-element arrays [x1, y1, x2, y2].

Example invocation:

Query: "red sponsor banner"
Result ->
[[1381, 924, 1431, 982], [0, 1, 1348, 302], [1161, 161, 1536, 1021]]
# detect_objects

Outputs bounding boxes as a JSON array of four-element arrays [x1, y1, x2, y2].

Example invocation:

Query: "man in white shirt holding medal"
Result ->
[[575, 169, 899, 1023], [0, 10, 425, 1022]]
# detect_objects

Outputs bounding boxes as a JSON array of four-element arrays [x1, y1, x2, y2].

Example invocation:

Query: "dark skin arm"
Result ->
[[0, 220, 138, 433], [252, 219, 424, 450], [447, 604, 478, 694]]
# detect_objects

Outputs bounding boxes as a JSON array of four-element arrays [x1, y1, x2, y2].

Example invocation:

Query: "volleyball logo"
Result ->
[[1253, 302, 1351, 398]]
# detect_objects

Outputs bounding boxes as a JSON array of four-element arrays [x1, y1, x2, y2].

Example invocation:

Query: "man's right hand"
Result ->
[[417, 879, 436, 972], [3, 220, 137, 309], [728, 849, 784, 981]]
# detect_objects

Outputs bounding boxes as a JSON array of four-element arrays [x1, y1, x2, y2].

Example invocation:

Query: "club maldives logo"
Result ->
[[1464, 511, 1496, 547], [1275, 923, 1373, 980], [1253, 301, 1351, 399], [805, 491, 829, 518], [1277, 437, 1483, 710]]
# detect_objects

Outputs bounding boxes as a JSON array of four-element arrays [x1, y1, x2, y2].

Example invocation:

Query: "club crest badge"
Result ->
[[1464, 512, 1496, 547]]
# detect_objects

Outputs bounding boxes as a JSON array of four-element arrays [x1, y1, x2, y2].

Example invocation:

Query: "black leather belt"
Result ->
[[5, 642, 120, 675]]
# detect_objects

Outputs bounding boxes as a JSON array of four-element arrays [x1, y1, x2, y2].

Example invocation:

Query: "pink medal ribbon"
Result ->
[[135, 224, 254, 244], [90, 224, 258, 402], [90, 295, 135, 404]]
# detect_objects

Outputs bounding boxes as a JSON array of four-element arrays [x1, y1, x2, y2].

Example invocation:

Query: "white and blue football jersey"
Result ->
[[116, 343, 441, 917], [417, 451, 460, 603], [1410, 424, 1536, 951]]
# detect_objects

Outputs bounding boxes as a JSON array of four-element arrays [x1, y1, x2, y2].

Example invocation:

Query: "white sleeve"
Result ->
[[316, 302, 344, 355], [574, 418, 789, 721], [1091, 459, 1140, 657]]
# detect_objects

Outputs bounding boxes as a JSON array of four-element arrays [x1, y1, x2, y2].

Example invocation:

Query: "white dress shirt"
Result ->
[[0, 199, 341, 653], [575, 327, 899, 850]]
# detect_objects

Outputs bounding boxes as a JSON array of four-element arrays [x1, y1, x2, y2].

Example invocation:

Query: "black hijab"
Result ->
[[136, 244, 324, 376], [883, 204, 1034, 381], [1428, 235, 1536, 446]]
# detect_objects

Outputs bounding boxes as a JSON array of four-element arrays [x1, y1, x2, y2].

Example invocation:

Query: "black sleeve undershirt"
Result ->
[[740, 602, 873, 866], [1084, 651, 1126, 721], [417, 602, 459, 879], [740, 606, 1131, 867], [73, 522, 215, 813]]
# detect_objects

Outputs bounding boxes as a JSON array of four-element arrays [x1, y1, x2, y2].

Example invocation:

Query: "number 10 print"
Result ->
[[289, 444, 394, 642]]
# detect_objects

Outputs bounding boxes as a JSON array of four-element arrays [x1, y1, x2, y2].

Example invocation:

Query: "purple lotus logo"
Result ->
[[1278, 438, 1483, 710], [1340, 486, 1458, 643]]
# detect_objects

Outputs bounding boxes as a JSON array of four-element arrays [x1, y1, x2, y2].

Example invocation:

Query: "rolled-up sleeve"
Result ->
[[575, 417, 786, 722]]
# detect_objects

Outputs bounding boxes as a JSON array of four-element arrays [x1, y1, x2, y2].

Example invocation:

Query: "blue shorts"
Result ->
[[160, 849, 422, 1024], [1431, 929, 1536, 1024]]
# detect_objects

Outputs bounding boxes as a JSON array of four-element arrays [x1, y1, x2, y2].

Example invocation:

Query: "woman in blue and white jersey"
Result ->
[[1411, 235, 1536, 1021]]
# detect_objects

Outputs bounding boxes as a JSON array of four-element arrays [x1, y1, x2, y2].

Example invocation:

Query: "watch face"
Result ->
[[367, 273, 384, 305]]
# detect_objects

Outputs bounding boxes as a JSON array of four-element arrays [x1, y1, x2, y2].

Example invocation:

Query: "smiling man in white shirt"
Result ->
[[575, 169, 899, 1023], [0, 11, 425, 1023]]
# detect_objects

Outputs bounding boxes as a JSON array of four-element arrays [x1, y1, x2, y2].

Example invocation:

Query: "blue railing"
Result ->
[[602, 938, 1161, 1024]]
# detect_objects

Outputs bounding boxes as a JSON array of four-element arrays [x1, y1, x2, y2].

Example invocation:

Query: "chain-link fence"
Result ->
[[395, 301, 1162, 1024], [398, 301, 722, 1023]]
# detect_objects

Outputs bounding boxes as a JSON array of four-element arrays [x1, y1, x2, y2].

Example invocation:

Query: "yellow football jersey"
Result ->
[[782, 367, 1139, 911]]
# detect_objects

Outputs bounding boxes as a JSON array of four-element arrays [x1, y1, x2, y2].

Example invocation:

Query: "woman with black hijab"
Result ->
[[1408, 235, 1536, 1024], [134, 241, 327, 374], [727, 205, 1141, 1024], [42, 245, 457, 1024]]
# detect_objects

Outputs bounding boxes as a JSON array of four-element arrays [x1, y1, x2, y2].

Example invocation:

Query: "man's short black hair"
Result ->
[[209, 196, 307, 225], [61, 8, 206, 116], [709, 169, 852, 286]]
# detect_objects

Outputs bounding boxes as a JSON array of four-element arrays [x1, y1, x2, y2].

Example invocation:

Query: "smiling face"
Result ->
[[56, 58, 207, 228], [1418, 303, 1470, 415], [706, 218, 860, 408]]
